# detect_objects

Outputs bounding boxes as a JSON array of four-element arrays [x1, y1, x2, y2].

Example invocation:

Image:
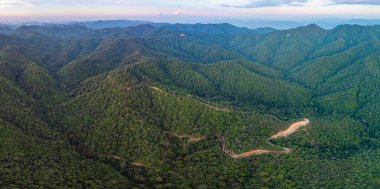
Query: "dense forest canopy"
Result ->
[[0, 22, 379, 188]]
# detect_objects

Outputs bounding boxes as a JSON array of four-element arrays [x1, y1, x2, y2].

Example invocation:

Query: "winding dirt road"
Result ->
[[222, 118, 310, 158], [271, 118, 310, 139], [99, 119, 310, 167], [163, 118, 310, 158], [222, 136, 290, 158], [150, 86, 232, 112], [201, 102, 231, 112]]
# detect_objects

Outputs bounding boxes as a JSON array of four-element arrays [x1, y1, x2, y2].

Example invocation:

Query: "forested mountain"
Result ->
[[0, 22, 380, 188], [0, 26, 13, 35], [74, 20, 154, 29], [160, 23, 253, 34]]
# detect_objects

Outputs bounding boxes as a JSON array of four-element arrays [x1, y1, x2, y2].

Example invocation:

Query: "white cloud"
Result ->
[[0, 0, 33, 8], [222, 0, 309, 8], [329, 0, 380, 5]]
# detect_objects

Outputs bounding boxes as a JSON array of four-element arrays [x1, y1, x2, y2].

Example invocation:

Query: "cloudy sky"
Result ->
[[1, 0, 380, 22]]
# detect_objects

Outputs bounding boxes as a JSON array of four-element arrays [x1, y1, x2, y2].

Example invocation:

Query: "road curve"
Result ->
[[161, 118, 310, 160], [222, 118, 310, 158]]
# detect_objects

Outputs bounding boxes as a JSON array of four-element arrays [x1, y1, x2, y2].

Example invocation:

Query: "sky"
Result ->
[[1, 0, 380, 23]]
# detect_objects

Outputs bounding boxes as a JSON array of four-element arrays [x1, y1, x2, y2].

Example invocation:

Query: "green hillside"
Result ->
[[0, 23, 379, 188]]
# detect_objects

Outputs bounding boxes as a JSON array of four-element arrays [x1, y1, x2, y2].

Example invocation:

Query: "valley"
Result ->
[[0, 22, 379, 188]]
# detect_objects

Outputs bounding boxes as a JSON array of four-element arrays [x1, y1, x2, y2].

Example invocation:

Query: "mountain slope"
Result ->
[[0, 23, 379, 188], [0, 26, 13, 35]]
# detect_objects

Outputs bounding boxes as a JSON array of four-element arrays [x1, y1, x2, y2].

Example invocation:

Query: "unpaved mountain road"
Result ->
[[271, 118, 310, 139], [166, 118, 310, 158], [150, 86, 232, 112], [222, 118, 310, 158], [99, 119, 310, 167], [221, 136, 291, 158]]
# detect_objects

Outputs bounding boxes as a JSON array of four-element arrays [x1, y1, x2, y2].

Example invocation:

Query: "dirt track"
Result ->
[[271, 119, 310, 139], [222, 118, 310, 158], [99, 119, 310, 167], [150, 86, 231, 112], [163, 119, 310, 158]]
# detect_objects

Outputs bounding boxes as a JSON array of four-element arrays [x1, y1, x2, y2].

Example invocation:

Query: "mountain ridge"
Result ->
[[0, 22, 379, 188]]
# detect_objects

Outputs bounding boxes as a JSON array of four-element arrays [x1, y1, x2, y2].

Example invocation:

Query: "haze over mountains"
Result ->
[[0, 20, 380, 188], [2, 18, 380, 30]]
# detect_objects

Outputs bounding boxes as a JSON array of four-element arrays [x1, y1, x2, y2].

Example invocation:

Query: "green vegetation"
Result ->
[[0, 23, 379, 188]]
